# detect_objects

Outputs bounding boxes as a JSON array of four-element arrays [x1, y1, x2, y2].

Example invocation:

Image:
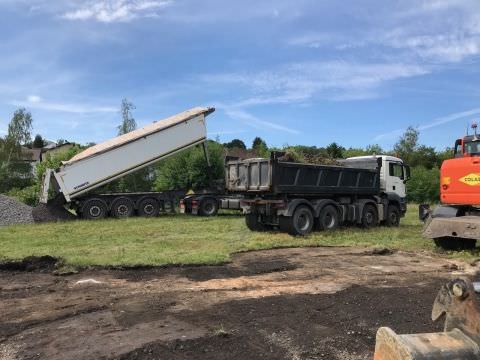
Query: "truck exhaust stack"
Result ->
[[374, 278, 480, 359]]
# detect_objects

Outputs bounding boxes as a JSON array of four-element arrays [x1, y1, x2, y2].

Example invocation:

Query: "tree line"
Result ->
[[0, 102, 453, 205]]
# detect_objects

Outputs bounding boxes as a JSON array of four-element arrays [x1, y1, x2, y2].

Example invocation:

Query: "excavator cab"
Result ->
[[453, 123, 480, 158]]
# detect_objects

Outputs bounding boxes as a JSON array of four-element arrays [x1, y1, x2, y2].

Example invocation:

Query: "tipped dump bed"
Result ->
[[66, 107, 214, 165], [42, 107, 215, 202]]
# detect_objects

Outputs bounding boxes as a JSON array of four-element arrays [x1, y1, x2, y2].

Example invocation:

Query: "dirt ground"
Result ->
[[0, 247, 478, 360]]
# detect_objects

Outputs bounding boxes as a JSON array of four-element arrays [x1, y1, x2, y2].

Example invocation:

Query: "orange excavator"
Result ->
[[421, 123, 480, 250]]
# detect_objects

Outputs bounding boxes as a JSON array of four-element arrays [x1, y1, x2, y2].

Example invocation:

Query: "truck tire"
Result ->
[[434, 237, 477, 250], [361, 204, 378, 228], [82, 198, 108, 220], [280, 205, 314, 236], [111, 197, 135, 219], [385, 205, 400, 227], [317, 205, 339, 231], [199, 198, 218, 217], [245, 213, 268, 231], [138, 198, 159, 217]]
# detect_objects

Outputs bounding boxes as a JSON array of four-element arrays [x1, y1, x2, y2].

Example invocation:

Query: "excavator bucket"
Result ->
[[374, 327, 479, 359], [373, 278, 480, 359]]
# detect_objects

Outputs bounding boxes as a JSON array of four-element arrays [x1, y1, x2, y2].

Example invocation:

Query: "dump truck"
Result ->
[[421, 123, 480, 250], [226, 152, 410, 235], [39, 107, 215, 219]]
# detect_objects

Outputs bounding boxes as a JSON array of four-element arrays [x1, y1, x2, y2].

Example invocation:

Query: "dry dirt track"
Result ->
[[0, 247, 478, 360]]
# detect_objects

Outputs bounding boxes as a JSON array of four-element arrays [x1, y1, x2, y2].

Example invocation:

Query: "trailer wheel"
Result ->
[[138, 198, 159, 217], [111, 197, 135, 219], [82, 198, 108, 220], [280, 205, 314, 236], [317, 205, 339, 231], [245, 214, 268, 231], [199, 198, 218, 217], [434, 237, 477, 250], [386, 205, 400, 227], [361, 204, 378, 228]]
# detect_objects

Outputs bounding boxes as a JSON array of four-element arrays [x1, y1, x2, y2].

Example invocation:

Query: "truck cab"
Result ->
[[343, 155, 410, 212]]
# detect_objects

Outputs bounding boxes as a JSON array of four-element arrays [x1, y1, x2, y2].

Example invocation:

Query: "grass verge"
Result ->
[[0, 205, 478, 267]]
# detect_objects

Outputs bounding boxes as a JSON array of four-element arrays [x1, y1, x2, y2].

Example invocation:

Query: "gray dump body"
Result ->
[[226, 156, 381, 196]]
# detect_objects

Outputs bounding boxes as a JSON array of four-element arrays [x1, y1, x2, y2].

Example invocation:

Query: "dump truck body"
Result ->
[[225, 156, 381, 196], [40, 107, 215, 219], [226, 153, 409, 235]]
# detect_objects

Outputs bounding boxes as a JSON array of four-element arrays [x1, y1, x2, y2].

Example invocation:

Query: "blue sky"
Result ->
[[1, 0, 480, 150]]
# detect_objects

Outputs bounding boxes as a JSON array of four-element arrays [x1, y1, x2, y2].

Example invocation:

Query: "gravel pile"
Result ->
[[0, 195, 34, 226]]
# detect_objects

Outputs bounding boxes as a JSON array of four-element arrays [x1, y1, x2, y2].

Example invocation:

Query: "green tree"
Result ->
[[0, 109, 34, 192], [365, 144, 383, 155], [117, 98, 137, 135], [4, 108, 33, 163], [325, 142, 345, 158], [32, 134, 44, 148], [252, 136, 269, 157], [155, 141, 224, 191], [393, 126, 418, 164], [406, 166, 440, 203], [224, 139, 246, 149]]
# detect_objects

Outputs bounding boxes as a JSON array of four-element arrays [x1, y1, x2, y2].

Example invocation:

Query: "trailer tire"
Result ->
[[199, 198, 218, 217], [317, 205, 339, 231], [82, 198, 108, 220], [111, 197, 135, 219], [280, 205, 314, 236], [361, 204, 378, 228], [138, 198, 159, 217], [385, 205, 400, 227], [245, 214, 268, 231], [434, 237, 477, 250]]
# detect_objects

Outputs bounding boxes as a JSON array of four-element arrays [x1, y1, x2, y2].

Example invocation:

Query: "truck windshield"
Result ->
[[464, 141, 480, 155]]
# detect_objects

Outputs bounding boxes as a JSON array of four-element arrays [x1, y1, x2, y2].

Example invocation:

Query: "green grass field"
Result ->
[[0, 205, 478, 267]]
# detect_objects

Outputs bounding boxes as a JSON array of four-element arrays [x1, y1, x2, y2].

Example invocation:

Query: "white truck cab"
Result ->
[[343, 155, 410, 214]]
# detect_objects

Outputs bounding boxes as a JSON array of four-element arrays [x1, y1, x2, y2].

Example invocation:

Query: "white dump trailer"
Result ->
[[40, 107, 215, 219]]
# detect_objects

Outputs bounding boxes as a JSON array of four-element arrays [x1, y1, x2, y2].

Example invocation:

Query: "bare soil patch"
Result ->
[[0, 247, 477, 360]]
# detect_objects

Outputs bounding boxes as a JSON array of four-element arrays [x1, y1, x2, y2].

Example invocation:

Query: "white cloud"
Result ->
[[224, 108, 300, 135], [62, 0, 171, 23], [203, 61, 428, 106], [11, 96, 117, 114], [374, 107, 480, 141], [27, 95, 42, 103]]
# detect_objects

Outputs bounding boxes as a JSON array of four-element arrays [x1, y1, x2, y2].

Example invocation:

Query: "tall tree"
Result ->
[[32, 134, 44, 149], [117, 98, 137, 135], [4, 108, 33, 163], [252, 136, 269, 157], [224, 139, 246, 149], [393, 126, 419, 164]]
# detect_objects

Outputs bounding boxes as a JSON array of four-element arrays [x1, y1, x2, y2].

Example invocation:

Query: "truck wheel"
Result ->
[[111, 197, 135, 219], [245, 214, 267, 231], [386, 205, 400, 227], [280, 205, 314, 236], [434, 237, 477, 250], [138, 198, 159, 217], [82, 198, 108, 220], [317, 205, 339, 231], [199, 198, 218, 217], [361, 204, 378, 228]]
